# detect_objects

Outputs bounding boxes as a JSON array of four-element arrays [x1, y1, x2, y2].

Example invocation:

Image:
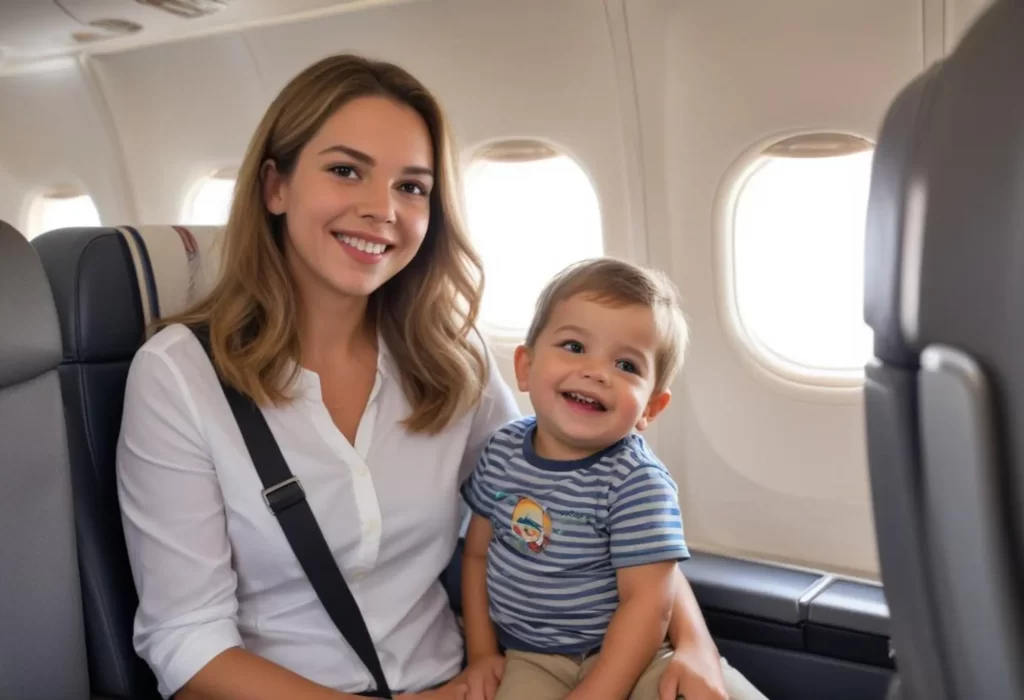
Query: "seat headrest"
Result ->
[[0, 220, 61, 386], [33, 225, 225, 363], [863, 62, 943, 368]]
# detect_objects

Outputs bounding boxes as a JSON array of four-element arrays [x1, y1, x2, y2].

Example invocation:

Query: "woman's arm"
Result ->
[[176, 648, 465, 700], [667, 568, 719, 656], [174, 649, 364, 700], [118, 345, 371, 699], [457, 337, 522, 485]]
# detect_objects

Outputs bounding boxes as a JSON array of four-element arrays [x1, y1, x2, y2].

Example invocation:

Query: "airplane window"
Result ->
[[186, 169, 236, 225], [464, 140, 603, 332], [731, 133, 875, 378], [26, 186, 101, 239]]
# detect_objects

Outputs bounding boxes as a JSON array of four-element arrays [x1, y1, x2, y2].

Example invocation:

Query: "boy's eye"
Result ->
[[560, 341, 583, 353], [616, 359, 639, 374]]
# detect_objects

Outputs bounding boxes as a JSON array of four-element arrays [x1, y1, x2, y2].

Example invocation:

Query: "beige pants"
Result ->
[[494, 643, 769, 700]]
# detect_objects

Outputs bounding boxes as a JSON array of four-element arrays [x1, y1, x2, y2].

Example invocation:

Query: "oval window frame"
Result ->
[[462, 138, 605, 341], [714, 130, 876, 396]]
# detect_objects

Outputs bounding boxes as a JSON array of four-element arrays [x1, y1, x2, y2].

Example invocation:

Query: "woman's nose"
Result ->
[[356, 181, 396, 224]]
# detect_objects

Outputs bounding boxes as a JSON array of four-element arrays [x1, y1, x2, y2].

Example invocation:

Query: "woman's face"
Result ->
[[264, 95, 435, 304]]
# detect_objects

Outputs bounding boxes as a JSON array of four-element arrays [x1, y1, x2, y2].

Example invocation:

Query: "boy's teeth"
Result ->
[[337, 233, 387, 255], [569, 392, 596, 404]]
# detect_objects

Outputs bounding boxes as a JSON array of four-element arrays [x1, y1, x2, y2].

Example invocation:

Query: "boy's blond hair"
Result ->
[[524, 258, 689, 394]]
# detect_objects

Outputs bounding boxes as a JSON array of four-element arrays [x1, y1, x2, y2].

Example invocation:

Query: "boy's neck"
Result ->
[[531, 419, 618, 463]]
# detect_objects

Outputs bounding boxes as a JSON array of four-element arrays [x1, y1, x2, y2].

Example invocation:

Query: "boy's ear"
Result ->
[[636, 390, 671, 432], [512, 344, 532, 393], [261, 159, 287, 215]]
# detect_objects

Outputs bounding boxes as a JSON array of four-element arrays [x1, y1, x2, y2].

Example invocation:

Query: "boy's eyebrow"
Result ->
[[318, 143, 434, 177], [617, 343, 650, 364], [552, 323, 589, 336]]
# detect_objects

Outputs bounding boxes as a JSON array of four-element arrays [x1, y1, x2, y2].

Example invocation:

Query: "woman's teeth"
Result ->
[[336, 233, 387, 255]]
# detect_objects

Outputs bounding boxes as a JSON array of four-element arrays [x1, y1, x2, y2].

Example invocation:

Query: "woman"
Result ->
[[116, 54, 735, 700]]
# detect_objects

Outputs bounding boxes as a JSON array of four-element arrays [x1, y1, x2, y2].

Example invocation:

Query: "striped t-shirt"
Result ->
[[461, 416, 690, 654]]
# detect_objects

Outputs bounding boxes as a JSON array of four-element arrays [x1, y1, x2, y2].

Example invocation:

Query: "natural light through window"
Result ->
[[27, 189, 101, 240], [464, 143, 603, 332], [732, 136, 874, 374], [187, 172, 236, 225]]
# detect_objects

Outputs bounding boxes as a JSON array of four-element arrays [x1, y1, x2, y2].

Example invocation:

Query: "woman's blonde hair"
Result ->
[[162, 53, 486, 434]]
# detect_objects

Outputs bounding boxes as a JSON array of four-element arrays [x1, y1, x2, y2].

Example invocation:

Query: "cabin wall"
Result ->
[[0, 59, 131, 227], [0, 0, 1001, 579], [656, 0, 925, 577]]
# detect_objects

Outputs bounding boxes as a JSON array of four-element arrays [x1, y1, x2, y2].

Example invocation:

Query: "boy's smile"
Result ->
[[514, 292, 671, 461]]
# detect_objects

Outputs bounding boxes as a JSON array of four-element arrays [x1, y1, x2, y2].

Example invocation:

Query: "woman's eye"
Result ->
[[398, 182, 428, 196], [616, 359, 638, 374], [329, 165, 358, 179], [560, 341, 583, 353]]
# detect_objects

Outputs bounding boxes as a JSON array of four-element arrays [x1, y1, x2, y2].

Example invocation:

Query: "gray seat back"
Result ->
[[863, 1, 1024, 698], [0, 220, 90, 699], [31, 224, 224, 699]]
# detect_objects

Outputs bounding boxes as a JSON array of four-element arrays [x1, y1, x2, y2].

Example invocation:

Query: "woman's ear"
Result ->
[[261, 159, 287, 215]]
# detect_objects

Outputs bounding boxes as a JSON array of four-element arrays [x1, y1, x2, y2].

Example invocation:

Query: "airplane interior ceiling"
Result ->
[[0, 0, 997, 581]]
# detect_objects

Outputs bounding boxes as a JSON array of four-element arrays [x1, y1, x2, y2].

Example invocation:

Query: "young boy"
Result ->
[[460, 258, 737, 700]]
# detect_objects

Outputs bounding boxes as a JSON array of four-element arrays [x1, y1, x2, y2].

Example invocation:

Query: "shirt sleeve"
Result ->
[[459, 435, 499, 521], [116, 346, 243, 698], [608, 465, 691, 570], [457, 335, 521, 486]]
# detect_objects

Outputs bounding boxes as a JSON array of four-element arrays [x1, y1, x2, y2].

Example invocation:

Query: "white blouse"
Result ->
[[116, 323, 521, 698]]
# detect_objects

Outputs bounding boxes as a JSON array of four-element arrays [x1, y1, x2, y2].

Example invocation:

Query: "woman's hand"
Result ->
[[395, 674, 471, 700], [461, 653, 506, 700], [657, 642, 728, 700]]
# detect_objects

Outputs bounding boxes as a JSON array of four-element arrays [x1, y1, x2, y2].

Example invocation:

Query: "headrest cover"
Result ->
[[118, 225, 225, 329], [0, 220, 62, 386]]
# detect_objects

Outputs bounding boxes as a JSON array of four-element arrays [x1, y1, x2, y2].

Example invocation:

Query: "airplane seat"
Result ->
[[32, 222, 470, 696], [31, 224, 224, 700], [0, 220, 91, 699], [863, 1, 1024, 698]]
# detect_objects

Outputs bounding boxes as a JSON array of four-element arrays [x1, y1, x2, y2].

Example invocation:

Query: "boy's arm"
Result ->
[[462, 513, 500, 662], [566, 561, 677, 700]]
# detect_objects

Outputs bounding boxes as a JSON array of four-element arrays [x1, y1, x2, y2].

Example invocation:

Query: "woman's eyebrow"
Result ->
[[318, 143, 434, 177]]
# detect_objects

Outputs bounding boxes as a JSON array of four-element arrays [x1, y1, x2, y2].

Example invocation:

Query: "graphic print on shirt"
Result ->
[[509, 496, 552, 553]]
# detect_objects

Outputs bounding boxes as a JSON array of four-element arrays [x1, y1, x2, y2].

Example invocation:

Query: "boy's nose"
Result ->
[[580, 365, 610, 384]]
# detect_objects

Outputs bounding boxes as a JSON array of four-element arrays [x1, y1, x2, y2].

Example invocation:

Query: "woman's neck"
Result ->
[[295, 285, 376, 373]]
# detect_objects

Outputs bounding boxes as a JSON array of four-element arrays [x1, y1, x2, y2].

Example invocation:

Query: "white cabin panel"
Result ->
[[0, 59, 129, 230], [90, 35, 266, 224], [660, 0, 925, 577]]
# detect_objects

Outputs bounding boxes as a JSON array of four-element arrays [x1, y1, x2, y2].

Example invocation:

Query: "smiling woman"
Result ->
[[117, 53, 517, 700]]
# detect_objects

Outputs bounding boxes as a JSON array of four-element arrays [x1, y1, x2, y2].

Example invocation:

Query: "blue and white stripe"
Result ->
[[461, 416, 689, 654]]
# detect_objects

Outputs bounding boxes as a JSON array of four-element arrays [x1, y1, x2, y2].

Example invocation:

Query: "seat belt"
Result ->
[[190, 325, 392, 699]]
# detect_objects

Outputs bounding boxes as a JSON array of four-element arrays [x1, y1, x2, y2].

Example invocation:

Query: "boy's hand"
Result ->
[[462, 653, 506, 700], [657, 642, 727, 700]]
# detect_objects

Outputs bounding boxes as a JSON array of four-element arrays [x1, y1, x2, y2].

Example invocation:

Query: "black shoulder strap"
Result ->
[[190, 325, 392, 698]]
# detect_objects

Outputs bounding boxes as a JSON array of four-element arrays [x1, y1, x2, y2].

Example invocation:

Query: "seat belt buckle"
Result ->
[[262, 476, 305, 514]]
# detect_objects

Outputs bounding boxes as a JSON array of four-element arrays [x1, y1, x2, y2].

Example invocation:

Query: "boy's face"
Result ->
[[514, 292, 672, 460]]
